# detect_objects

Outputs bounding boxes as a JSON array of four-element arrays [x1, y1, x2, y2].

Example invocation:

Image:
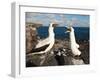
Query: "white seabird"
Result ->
[[65, 25, 81, 56], [27, 23, 56, 56]]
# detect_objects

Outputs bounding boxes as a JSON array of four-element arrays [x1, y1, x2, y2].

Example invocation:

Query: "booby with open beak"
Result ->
[[65, 26, 81, 56]]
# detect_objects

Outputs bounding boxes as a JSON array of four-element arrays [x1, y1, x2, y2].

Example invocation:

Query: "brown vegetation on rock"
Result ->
[[26, 23, 42, 54]]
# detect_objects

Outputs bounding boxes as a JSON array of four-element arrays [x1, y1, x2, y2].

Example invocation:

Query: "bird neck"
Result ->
[[70, 30, 77, 44], [48, 27, 55, 38]]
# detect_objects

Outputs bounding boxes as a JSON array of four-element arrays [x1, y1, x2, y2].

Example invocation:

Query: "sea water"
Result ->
[[37, 26, 89, 40]]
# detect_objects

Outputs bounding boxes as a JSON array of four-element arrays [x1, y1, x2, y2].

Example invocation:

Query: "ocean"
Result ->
[[37, 26, 89, 40]]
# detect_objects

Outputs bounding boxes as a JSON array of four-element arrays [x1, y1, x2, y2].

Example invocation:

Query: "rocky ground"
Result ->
[[26, 39, 89, 67], [26, 23, 89, 67]]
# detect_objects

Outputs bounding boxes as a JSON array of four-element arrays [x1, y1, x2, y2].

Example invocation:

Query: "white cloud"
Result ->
[[26, 13, 89, 27]]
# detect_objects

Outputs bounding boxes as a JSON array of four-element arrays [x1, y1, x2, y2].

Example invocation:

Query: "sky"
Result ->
[[26, 12, 90, 27]]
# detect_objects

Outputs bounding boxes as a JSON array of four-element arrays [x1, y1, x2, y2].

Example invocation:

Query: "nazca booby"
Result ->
[[27, 23, 56, 56], [66, 26, 81, 56]]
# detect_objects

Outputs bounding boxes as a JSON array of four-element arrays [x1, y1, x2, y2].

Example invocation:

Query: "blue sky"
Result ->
[[26, 12, 90, 27]]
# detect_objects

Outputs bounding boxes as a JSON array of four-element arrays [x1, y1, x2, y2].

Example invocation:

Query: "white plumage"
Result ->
[[28, 23, 55, 55], [66, 26, 81, 56], [35, 23, 54, 48]]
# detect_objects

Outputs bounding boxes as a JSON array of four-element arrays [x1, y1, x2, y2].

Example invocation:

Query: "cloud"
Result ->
[[67, 17, 89, 27], [26, 12, 89, 27]]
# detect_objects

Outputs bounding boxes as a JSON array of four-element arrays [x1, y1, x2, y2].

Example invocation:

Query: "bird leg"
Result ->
[[40, 51, 50, 66], [40, 56, 46, 65]]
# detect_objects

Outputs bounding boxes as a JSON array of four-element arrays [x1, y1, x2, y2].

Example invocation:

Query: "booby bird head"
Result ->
[[50, 22, 58, 28], [65, 25, 74, 33], [67, 27, 72, 32]]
